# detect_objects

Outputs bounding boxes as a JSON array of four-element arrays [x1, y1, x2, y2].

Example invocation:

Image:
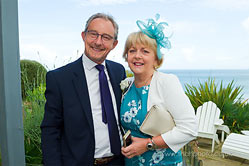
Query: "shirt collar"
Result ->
[[82, 54, 106, 71]]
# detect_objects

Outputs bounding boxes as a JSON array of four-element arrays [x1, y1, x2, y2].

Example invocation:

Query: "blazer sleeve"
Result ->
[[157, 74, 198, 153], [40, 71, 63, 166]]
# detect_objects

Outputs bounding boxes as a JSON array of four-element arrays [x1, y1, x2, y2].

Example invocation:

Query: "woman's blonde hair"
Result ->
[[122, 31, 163, 68]]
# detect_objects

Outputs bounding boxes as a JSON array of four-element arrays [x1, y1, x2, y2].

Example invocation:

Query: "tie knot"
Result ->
[[95, 64, 104, 72]]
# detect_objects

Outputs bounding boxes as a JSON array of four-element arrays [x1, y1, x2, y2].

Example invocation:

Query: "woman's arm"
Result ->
[[148, 72, 198, 153], [159, 74, 198, 152], [121, 135, 168, 158]]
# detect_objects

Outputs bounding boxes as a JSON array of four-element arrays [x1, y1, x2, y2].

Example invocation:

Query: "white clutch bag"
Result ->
[[140, 105, 175, 136]]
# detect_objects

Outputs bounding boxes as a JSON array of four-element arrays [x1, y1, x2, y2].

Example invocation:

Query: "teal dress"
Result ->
[[120, 83, 183, 166]]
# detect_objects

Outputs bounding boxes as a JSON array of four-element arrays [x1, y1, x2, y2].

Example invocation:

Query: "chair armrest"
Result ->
[[216, 124, 230, 134], [214, 119, 224, 126], [215, 124, 230, 142]]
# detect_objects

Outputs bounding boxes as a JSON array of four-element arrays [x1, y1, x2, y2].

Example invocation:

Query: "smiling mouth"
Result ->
[[91, 46, 105, 52], [133, 62, 144, 66]]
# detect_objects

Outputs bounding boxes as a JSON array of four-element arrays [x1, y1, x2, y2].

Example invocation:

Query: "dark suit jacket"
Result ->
[[41, 56, 126, 166]]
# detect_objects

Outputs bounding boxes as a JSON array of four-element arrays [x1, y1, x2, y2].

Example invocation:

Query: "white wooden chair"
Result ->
[[196, 101, 230, 152], [222, 133, 249, 160]]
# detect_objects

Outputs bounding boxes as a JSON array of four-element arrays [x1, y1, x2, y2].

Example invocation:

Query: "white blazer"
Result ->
[[122, 70, 198, 153]]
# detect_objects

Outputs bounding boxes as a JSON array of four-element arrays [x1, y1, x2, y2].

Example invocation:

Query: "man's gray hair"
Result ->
[[84, 13, 119, 40]]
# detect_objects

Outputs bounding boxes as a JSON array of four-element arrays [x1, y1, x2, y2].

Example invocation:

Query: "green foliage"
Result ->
[[23, 84, 46, 164], [223, 101, 249, 133], [21, 59, 47, 99], [185, 78, 246, 111], [185, 78, 249, 133], [126, 70, 134, 77]]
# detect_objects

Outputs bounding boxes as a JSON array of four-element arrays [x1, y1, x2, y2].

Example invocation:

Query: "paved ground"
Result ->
[[197, 138, 249, 166]]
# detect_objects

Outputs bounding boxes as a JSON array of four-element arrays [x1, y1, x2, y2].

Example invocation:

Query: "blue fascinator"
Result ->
[[136, 14, 172, 60]]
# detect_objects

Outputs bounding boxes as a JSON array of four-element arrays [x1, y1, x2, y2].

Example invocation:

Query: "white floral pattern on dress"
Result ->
[[142, 86, 149, 94], [131, 100, 137, 106], [138, 100, 142, 110], [123, 99, 141, 123], [151, 151, 164, 163], [138, 156, 145, 166], [130, 107, 138, 117], [144, 86, 149, 91], [123, 111, 132, 123]]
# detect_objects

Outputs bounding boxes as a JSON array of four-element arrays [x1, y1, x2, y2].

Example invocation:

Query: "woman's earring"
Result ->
[[153, 65, 158, 70]]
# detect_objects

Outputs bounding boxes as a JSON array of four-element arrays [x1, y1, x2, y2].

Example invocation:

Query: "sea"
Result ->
[[159, 69, 249, 101]]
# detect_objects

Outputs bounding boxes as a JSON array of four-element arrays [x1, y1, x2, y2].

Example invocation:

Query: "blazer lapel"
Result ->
[[72, 57, 94, 135], [106, 61, 123, 130]]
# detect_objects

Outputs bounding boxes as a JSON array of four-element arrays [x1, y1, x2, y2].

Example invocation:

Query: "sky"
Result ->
[[18, 0, 249, 70]]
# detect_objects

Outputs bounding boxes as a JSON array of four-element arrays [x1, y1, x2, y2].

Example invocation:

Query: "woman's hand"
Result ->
[[121, 137, 149, 159]]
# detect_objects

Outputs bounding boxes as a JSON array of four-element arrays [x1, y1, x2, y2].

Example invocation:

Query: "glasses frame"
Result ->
[[86, 30, 115, 43]]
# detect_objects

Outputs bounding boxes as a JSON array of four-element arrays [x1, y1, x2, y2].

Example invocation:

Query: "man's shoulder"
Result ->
[[47, 57, 82, 79], [48, 57, 82, 74]]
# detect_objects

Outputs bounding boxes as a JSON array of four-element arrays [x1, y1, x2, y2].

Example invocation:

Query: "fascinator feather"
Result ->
[[136, 14, 172, 60]]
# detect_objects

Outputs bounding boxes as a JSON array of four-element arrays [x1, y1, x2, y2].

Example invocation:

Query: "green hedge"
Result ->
[[23, 84, 45, 164], [20, 59, 47, 99]]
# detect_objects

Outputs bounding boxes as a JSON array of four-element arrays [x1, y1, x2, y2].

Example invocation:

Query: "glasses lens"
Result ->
[[102, 34, 113, 41], [88, 31, 98, 39], [87, 30, 114, 42]]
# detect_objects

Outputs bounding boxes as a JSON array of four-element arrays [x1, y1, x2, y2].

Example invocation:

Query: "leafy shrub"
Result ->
[[185, 78, 249, 133], [223, 101, 249, 133], [23, 84, 46, 164], [185, 78, 247, 111], [21, 59, 47, 99]]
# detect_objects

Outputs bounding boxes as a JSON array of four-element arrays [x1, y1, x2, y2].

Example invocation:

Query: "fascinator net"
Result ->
[[136, 14, 172, 60]]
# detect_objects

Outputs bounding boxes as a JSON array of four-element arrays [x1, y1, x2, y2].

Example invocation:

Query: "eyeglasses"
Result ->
[[86, 30, 114, 42]]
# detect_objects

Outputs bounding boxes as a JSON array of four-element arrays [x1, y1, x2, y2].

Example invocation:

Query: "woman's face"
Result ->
[[127, 44, 158, 76]]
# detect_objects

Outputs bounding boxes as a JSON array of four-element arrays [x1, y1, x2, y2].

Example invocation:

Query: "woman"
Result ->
[[120, 15, 198, 166]]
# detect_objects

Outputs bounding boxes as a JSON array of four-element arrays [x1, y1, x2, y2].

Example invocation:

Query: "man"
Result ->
[[41, 13, 126, 166]]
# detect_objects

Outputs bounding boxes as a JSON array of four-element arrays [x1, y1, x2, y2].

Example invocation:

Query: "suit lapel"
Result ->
[[106, 61, 121, 111], [72, 57, 94, 135], [106, 61, 123, 132]]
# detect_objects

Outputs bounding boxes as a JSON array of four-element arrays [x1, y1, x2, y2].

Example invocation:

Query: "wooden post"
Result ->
[[0, 0, 26, 165]]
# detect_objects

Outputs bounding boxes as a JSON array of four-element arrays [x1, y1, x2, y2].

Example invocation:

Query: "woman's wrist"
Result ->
[[151, 138, 158, 149], [146, 138, 158, 150]]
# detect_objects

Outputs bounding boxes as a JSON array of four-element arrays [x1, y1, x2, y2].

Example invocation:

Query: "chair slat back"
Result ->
[[196, 101, 221, 134]]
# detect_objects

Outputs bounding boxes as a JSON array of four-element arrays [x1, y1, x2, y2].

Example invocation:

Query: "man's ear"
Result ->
[[112, 40, 118, 49], [81, 31, 86, 41]]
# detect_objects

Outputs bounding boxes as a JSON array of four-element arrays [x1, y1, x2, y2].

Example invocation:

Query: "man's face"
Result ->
[[82, 18, 118, 64]]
